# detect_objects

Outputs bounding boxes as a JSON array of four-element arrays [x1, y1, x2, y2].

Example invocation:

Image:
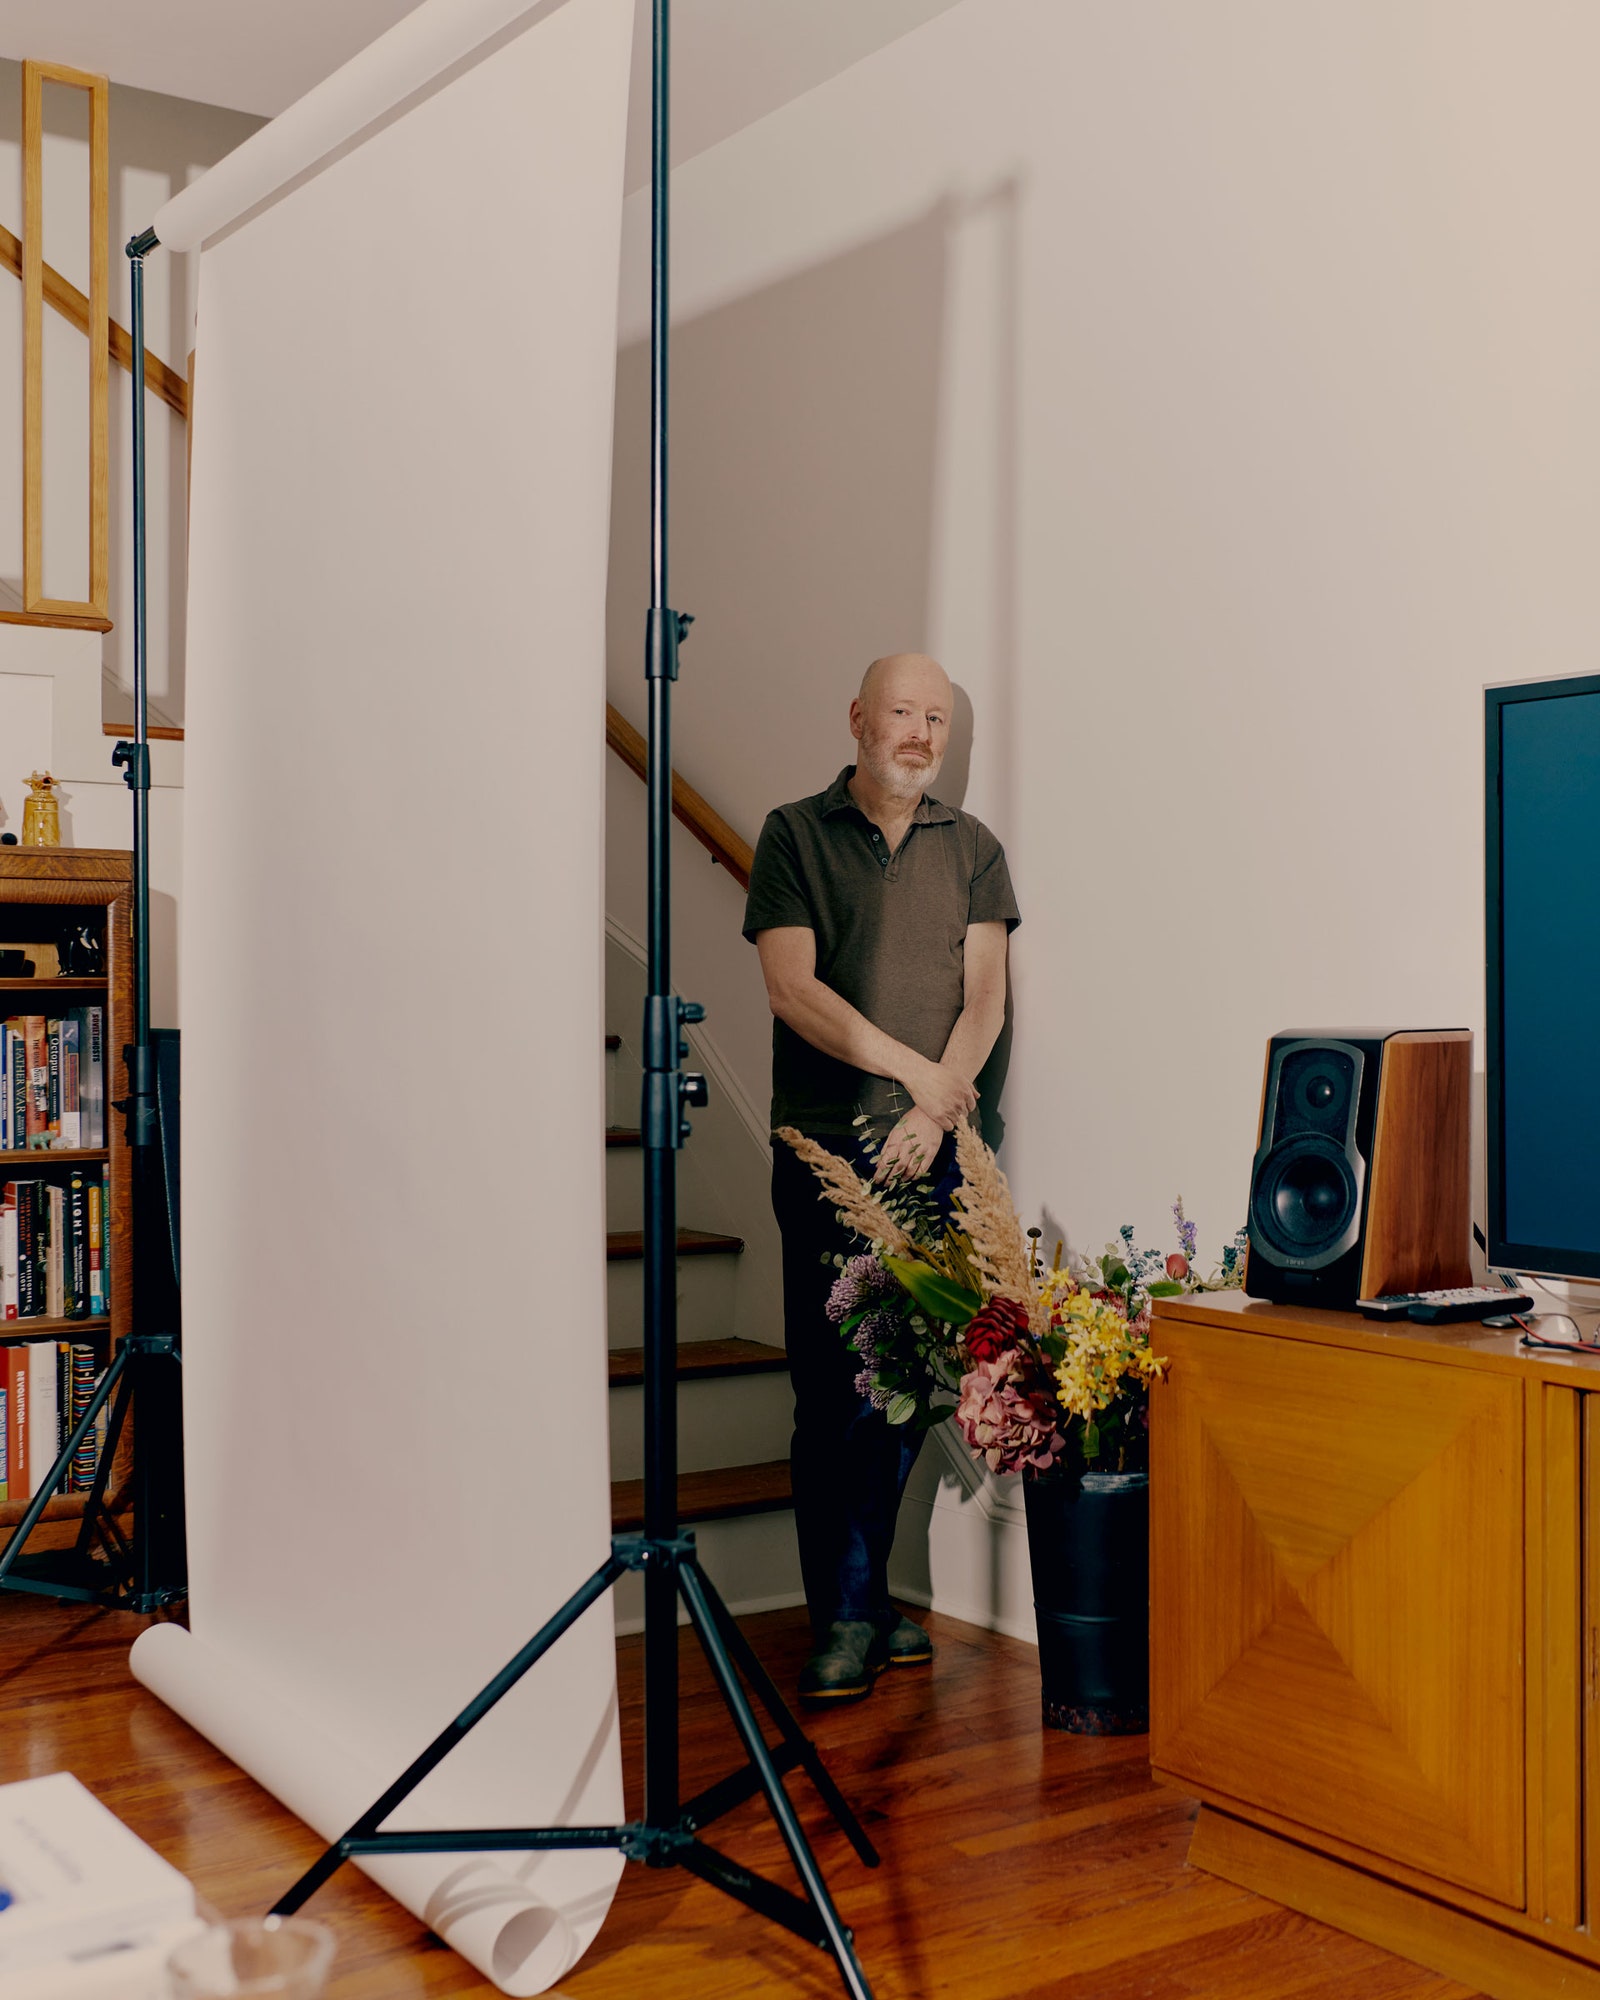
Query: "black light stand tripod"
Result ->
[[263, 7, 880, 1994], [0, 229, 186, 1615]]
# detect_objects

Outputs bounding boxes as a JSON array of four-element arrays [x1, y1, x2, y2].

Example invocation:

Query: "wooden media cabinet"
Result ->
[[1150, 1288, 1600, 1998]]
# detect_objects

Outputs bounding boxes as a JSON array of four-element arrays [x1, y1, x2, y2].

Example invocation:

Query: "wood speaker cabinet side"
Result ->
[[1359, 1028, 1473, 1298]]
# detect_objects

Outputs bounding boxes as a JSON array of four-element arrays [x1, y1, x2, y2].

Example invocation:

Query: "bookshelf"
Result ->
[[0, 848, 133, 1546]]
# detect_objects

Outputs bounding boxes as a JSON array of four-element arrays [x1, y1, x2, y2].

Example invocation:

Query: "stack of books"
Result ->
[[0, 1010, 106, 1153], [0, 1169, 111, 1322], [0, 1343, 107, 1500]]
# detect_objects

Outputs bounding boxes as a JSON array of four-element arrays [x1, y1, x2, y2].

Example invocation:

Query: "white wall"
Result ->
[[0, 61, 262, 718], [607, 0, 1600, 1272]]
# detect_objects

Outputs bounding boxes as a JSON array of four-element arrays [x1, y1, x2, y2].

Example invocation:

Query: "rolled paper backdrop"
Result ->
[[152, 0, 571, 252], [130, 1622, 618, 1995], [131, 0, 636, 1990]]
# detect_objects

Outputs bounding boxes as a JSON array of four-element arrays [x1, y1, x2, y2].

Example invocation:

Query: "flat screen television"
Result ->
[[1486, 672, 1600, 1281]]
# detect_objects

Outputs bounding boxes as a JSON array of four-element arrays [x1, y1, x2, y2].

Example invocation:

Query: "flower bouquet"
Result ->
[[778, 1125, 1245, 1480]]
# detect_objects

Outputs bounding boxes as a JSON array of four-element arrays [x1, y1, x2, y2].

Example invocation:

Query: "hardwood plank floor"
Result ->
[[0, 1594, 1480, 1998]]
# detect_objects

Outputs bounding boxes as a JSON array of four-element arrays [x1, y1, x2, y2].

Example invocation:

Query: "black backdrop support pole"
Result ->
[[641, 0, 681, 1834], [119, 229, 187, 1615], [269, 10, 877, 1990]]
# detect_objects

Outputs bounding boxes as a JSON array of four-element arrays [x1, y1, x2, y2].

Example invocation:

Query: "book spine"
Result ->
[[45, 1185, 64, 1320], [0, 1380, 8, 1501], [101, 1163, 111, 1316], [45, 1019, 60, 1146], [10, 1028, 25, 1155], [30, 1181, 46, 1320], [69, 1345, 98, 1491], [65, 1170, 87, 1320], [87, 1180, 103, 1318], [28, 1341, 57, 1496], [0, 1191, 14, 1321], [59, 1015, 80, 1149], [15, 1184, 35, 1319], [84, 1006, 104, 1150], [23, 1017, 46, 1150], [0, 1023, 8, 1151], [8, 1346, 27, 1502]]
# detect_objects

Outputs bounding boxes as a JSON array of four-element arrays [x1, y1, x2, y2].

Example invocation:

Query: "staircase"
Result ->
[[601, 980, 804, 1632]]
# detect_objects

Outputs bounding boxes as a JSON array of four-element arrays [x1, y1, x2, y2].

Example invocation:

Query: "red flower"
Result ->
[[965, 1296, 1029, 1364], [1165, 1253, 1189, 1281]]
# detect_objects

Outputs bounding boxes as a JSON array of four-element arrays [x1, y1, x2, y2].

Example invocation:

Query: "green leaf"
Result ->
[[1105, 1262, 1130, 1291], [1145, 1279, 1184, 1298], [885, 1391, 919, 1426], [882, 1256, 981, 1327], [1082, 1417, 1100, 1461]]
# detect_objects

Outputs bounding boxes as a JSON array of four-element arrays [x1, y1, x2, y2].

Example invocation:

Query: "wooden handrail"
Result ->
[[96, 714, 766, 804], [0, 221, 188, 420], [605, 703, 753, 890]]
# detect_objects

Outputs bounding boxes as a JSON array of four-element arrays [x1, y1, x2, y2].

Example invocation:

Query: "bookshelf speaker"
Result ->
[[1244, 1029, 1473, 1307]]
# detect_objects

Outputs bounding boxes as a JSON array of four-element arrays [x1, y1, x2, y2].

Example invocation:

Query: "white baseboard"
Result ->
[[613, 1584, 808, 1638]]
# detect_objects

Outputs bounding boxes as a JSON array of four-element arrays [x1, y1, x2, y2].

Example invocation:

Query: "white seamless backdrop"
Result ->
[[126, 1, 635, 1990]]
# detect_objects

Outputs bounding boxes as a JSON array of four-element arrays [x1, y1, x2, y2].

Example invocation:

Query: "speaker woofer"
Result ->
[[1250, 1136, 1360, 1267]]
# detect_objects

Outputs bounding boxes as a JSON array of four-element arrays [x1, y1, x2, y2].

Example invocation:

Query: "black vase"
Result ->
[[1022, 1465, 1149, 1734]]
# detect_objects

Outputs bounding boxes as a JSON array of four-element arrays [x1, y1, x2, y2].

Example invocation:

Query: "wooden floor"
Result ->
[[0, 1593, 1482, 1999]]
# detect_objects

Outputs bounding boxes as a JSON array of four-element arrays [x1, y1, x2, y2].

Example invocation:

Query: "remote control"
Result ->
[[1406, 1286, 1535, 1324], [1357, 1295, 1424, 1320]]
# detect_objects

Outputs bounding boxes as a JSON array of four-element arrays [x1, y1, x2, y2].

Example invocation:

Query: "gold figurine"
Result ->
[[21, 771, 61, 847]]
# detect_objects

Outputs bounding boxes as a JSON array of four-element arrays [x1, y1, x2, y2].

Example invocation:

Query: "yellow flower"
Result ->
[[1049, 1287, 1167, 1422]]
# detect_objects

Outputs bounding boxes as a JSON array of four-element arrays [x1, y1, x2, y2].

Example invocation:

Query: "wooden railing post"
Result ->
[[21, 58, 110, 620]]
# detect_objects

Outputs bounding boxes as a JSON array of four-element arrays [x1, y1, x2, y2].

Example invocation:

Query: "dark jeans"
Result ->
[[771, 1137, 930, 1640]]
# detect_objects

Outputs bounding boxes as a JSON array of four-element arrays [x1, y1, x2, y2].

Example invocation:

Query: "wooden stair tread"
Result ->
[[610, 1460, 791, 1531], [606, 1228, 743, 1260], [608, 1338, 787, 1387], [605, 1127, 642, 1148]]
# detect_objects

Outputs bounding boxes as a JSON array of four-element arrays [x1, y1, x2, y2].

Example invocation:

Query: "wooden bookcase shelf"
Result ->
[[0, 978, 109, 996], [0, 1149, 109, 1165], [2, 1317, 110, 1342], [0, 849, 134, 1550]]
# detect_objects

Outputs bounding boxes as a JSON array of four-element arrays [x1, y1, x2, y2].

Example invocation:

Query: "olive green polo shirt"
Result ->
[[742, 766, 1020, 1139]]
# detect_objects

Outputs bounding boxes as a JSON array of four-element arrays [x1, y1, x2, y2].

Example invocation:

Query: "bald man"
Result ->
[[743, 654, 1019, 1702]]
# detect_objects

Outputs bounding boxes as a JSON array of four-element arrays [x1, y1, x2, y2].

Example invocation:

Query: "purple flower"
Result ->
[[826, 1253, 897, 1324], [1173, 1198, 1198, 1266], [853, 1367, 892, 1412], [851, 1308, 899, 1357]]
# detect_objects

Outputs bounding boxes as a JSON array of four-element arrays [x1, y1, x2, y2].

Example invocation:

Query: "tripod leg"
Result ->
[[272, 1552, 627, 1916], [677, 1562, 875, 2000], [686, 1558, 879, 1867], [0, 1342, 130, 1587], [74, 1350, 138, 1571]]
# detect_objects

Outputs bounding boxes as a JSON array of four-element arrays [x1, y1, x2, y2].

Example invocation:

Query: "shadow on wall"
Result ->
[[607, 200, 952, 841]]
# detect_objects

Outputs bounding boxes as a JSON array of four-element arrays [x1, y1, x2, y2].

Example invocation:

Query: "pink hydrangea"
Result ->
[[953, 1351, 1066, 1477]]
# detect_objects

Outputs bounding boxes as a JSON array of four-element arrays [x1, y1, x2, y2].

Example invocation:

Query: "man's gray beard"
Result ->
[[863, 745, 944, 801]]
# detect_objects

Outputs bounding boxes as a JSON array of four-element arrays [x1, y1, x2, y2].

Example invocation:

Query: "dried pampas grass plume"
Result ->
[[775, 1127, 911, 1256], [952, 1121, 1034, 1307]]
